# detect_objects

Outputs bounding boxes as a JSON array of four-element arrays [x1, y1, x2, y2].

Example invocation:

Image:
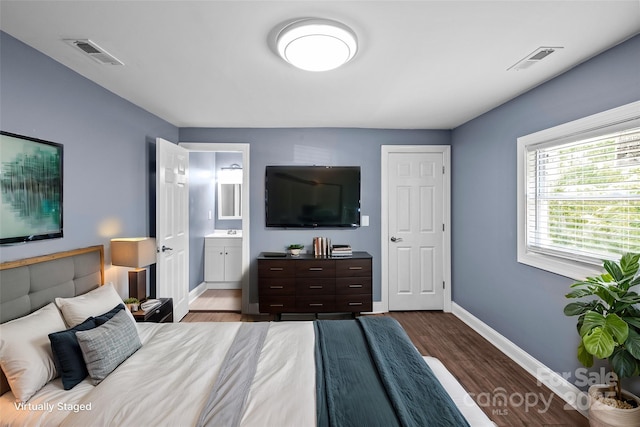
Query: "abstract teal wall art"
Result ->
[[0, 131, 63, 244]]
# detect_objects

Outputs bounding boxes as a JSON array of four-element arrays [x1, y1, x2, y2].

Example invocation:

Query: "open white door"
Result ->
[[156, 138, 189, 321]]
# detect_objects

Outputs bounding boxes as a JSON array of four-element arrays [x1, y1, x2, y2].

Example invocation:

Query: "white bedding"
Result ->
[[1, 321, 494, 427]]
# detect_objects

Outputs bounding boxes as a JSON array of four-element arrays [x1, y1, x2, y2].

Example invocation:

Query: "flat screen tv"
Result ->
[[0, 131, 63, 244], [265, 165, 361, 228]]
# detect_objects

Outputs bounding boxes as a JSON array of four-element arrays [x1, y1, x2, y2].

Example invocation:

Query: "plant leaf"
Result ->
[[619, 293, 640, 304], [610, 347, 638, 379], [583, 327, 615, 359], [624, 327, 640, 360], [604, 259, 624, 282], [577, 341, 594, 368], [619, 253, 640, 276], [566, 288, 594, 299], [623, 316, 640, 330], [580, 311, 606, 337], [631, 269, 640, 287], [564, 302, 594, 317], [604, 313, 629, 344]]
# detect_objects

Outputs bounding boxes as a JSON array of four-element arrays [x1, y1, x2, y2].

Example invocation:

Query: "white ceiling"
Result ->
[[1, 1, 638, 129]]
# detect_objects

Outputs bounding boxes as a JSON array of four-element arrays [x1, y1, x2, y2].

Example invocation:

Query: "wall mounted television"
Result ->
[[0, 131, 63, 244], [265, 165, 361, 228]]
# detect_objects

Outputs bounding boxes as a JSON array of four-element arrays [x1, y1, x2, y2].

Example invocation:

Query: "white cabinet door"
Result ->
[[204, 244, 225, 282], [224, 246, 242, 282], [204, 237, 242, 287]]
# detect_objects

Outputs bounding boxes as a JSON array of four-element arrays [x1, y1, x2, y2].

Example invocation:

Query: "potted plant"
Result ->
[[287, 244, 304, 257], [564, 252, 640, 425], [124, 297, 140, 312]]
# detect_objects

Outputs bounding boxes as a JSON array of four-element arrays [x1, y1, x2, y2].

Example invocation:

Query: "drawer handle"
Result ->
[[348, 266, 363, 270], [348, 302, 363, 306], [269, 285, 284, 289], [269, 267, 284, 271], [309, 285, 324, 289], [309, 267, 323, 271], [309, 303, 324, 307], [348, 284, 363, 288], [269, 304, 284, 307]]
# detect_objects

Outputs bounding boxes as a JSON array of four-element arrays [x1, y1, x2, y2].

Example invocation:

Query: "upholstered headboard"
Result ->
[[0, 245, 104, 324], [0, 245, 104, 395]]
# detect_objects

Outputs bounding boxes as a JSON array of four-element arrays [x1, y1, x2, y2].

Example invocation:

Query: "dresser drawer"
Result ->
[[335, 295, 372, 312], [335, 259, 372, 277], [260, 296, 296, 313], [296, 296, 335, 312], [335, 277, 372, 294], [296, 260, 335, 278], [258, 260, 295, 277], [259, 278, 296, 296], [296, 278, 336, 296]]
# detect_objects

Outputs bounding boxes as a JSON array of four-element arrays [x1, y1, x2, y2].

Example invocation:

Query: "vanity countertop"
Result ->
[[205, 230, 242, 238]]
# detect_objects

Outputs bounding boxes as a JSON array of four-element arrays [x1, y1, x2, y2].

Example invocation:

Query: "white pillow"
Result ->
[[0, 303, 67, 402], [55, 283, 136, 327]]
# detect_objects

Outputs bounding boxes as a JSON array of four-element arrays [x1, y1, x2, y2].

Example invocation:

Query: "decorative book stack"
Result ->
[[331, 244, 352, 257], [313, 237, 331, 257]]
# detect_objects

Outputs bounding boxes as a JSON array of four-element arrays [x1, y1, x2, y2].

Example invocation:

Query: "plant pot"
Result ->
[[289, 248, 301, 257], [589, 384, 640, 427]]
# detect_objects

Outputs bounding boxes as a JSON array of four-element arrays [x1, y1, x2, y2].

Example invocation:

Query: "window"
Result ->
[[517, 101, 640, 279]]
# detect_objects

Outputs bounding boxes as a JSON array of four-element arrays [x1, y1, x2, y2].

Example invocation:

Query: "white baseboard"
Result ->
[[451, 302, 588, 417], [189, 282, 207, 304], [204, 281, 242, 290], [368, 300, 386, 314]]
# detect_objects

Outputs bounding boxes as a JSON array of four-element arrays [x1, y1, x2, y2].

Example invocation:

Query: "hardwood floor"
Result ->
[[189, 289, 241, 312], [181, 310, 589, 427]]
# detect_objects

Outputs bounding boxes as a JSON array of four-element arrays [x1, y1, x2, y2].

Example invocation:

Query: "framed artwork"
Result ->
[[0, 131, 63, 244]]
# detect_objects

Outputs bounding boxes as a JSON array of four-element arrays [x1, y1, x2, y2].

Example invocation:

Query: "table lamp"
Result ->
[[111, 237, 156, 300]]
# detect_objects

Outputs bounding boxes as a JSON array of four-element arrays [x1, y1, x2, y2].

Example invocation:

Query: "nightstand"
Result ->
[[133, 298, 173, 323]]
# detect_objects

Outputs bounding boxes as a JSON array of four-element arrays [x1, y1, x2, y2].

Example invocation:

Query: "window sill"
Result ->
[[517, 250, 603, 281]]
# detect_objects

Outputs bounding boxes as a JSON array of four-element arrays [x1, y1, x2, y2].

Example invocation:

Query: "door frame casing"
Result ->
[[380, 145, 452, 313]]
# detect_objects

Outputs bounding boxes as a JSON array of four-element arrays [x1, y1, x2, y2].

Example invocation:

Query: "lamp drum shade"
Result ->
[[111, 238, 156, 268]]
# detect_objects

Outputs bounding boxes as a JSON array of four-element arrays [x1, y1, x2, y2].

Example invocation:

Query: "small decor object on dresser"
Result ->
[[123, 298, 139, 312], [133, 298, 173, 323], [287, 244, 304, 257], [331, 244, 352, 257], [313, 237, 331, 257]]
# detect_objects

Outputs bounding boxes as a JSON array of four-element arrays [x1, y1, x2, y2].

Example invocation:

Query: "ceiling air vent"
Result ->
[[507, 46, 562, 71], [64, 39, 124, 65]]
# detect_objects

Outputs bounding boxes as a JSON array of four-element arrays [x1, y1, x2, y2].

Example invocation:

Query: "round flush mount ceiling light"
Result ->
[[276, 18, 358, 72]]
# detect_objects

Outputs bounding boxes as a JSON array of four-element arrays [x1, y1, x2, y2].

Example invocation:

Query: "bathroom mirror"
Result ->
[[218, 183, 242, 219]]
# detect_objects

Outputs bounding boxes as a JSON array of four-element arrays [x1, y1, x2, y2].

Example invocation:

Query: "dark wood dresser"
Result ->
[[258, 252, 372, 316]]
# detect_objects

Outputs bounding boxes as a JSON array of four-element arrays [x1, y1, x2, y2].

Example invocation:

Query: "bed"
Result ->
[[0, 245, 496, 427]]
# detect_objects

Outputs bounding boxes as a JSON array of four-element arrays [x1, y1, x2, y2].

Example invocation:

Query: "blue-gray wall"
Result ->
[[0, 33, 178, 277], [451, 34, 640, 394], [179, 128, 450, 303]]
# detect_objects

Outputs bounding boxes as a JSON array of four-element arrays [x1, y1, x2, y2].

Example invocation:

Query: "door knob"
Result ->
[[161, 245, 173, 252], [390, 236, 403, 242]]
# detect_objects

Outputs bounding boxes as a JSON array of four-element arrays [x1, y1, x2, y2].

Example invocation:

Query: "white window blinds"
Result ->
[[525, 127, 640, 264]]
